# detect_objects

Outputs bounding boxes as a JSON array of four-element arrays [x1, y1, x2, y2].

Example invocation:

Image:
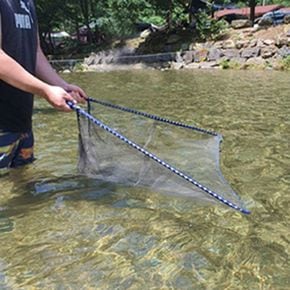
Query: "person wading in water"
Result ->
[[0, 0, 87, 168]]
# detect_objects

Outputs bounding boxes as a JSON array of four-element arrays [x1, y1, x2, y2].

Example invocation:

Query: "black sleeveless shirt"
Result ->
[[0, 0, 38, 133]]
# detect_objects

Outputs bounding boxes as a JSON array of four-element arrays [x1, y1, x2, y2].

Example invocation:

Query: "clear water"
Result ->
[[0, 70, 289, 289]]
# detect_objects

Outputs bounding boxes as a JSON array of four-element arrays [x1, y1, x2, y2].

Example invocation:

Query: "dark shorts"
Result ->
[[0, 130, 35, 169]]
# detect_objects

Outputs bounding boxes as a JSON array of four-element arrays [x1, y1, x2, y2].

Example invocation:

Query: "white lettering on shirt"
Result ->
[[14, 13, 31, 29], [20, 0, 33, 24]]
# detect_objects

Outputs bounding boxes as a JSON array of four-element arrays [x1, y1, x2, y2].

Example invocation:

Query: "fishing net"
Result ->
[[70, 99, 249, 214]]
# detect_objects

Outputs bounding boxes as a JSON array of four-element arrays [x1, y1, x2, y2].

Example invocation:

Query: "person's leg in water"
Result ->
[[0, 131, 35, 169]]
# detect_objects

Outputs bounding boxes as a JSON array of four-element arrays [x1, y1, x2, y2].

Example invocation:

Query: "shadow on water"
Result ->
[[0, 167, 227, 237], [1, 174, 117, 216], [0, 172, 206, 217]]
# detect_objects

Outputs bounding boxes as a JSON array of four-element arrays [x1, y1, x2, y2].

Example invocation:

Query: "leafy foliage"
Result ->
[[195, 11, 228, 40], [36, 0, 190, 38], [280, 55, 290, 70], [35, 0, 290, 54]]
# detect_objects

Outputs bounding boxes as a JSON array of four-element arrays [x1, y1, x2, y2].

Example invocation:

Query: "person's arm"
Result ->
[[0, 14, 83, 112], [35, 37, 86, 103], [0, 49, 77, 111]]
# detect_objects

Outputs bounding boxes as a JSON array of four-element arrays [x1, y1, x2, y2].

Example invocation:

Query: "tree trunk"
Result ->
[[79, 0, 93, 43], [188, 0, 193, 23], [166, 0, 173, 30], [249, 0, 256, 26]]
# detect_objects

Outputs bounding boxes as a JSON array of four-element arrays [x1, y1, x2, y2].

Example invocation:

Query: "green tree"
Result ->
[[36, 0, 67, 52]]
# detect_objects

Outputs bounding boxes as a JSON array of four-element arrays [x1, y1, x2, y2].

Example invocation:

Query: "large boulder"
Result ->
[[222, 48, 240, 59], [223, 39, 235, 49], [236, 40, 249, 49], [194, 48, 208, 62], [241, 47, 261, 58], [277, 45, 290, 57], [175, 51, 183, 63], [182, 51, 194, 64], [140, 29, 151, 39], [263, 39, 275, 46], [84, 53, 98, 65], [231, 19, 252, 29], [171, 61, 184, 70], [276, 36, 290, 47], [207, 48, 223, 61], [261, 46, 277, 59], [245, 57, 265, 66]]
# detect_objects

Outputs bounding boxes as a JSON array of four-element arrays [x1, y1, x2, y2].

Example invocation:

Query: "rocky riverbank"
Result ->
[[62, 24, 290, 72]]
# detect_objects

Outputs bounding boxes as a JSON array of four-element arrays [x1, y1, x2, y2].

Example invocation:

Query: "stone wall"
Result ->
[[171, 35, 290, 70], [75, 26, 290, 72]]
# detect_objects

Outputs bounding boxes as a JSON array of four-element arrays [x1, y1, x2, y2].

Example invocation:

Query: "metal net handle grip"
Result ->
[[88, 98, 219, 137], [67, 101, 250, 215]]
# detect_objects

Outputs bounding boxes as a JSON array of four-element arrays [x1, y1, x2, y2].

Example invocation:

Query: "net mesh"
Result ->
[[74, 99, 249, 214]]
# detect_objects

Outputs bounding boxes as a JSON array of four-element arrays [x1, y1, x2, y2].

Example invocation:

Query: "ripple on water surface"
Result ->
[[0, 69, 289, 289]]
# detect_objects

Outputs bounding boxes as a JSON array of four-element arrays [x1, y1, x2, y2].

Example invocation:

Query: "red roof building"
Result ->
[[215, 4, 284, 20]]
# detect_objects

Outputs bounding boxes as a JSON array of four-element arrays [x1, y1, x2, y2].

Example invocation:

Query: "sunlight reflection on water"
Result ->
[[0, 69, 289, 289]]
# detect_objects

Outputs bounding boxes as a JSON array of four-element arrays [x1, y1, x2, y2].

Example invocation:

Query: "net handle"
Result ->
[[67, 101, 250, 215]]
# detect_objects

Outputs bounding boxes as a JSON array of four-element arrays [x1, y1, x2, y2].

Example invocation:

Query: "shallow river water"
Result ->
[[0, 69, 289, 289]]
